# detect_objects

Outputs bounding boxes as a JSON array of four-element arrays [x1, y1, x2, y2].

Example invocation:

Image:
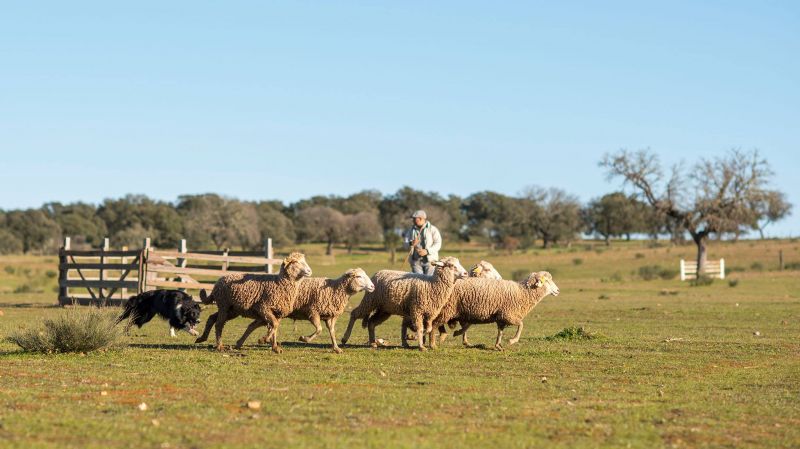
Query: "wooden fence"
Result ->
[[58, 237, 281, 306], [680, 258, 725, 281]]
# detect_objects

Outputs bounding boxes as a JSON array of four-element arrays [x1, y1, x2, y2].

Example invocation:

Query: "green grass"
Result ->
[[0, 240, 799, 448]]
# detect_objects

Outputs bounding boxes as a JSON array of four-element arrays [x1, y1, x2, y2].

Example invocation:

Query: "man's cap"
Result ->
[[410, 210, 427, 219]]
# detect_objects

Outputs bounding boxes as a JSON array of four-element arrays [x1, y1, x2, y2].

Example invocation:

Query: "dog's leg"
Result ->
[[299, 314, 322, 343], [235, 320, 266, 350], [170, 327, 176, 338]]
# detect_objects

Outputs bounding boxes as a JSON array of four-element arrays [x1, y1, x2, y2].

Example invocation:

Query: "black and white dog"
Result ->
[[116, 290, 201, 337]]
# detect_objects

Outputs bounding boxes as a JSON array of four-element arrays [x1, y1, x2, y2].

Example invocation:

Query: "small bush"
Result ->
[[727, 266, 746, 273], [572, 258, 583, 266], [4, 265, 15, 275], [595, 248, 605, 255], [7, 308, 123, 353], [511, 269, 529, 282], [659, 289, 679, 296], [601, 271, 624, 283], [635, 253, 645, 259], [545, 326, 600, 341], [750, 262, 764, 271], [690, 275, 714, 287], [638, 265, 662, 280], [45, 270, 57, 279], [658, 268, 679, 280], [783, 261, 800, 270], [598, 294, 610, 300], [728, 279, 740, 288], [13, 284, 36, 294]]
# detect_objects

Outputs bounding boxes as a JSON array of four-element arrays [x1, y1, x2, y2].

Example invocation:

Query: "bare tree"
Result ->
[[751, 191, 792, 239], [521, 186, 583, 248], [601, 149, 787, 273], [295, 206, 346, 255], [343, 211, 382, 253]]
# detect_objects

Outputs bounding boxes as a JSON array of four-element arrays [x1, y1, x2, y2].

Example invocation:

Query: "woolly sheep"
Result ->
[[194, 252, 312, 353], [435, 271, 560, 350], [403, 259, 503, 344], [340, 256, 468, 351], [235, 268, 375, 353]]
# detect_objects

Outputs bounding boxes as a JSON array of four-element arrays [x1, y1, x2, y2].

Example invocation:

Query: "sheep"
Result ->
[[194, 252, 312, 353], [233, 268, 375, 353], [402, 259, 503, 344], [433, 271, 560, 350], [340, 256, 468, 351]]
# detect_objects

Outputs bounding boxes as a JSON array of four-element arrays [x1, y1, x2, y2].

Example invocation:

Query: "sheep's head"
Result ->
[[470, 260, 503, 280], [434, 256, 469, 280], [523, 271, 560, 297], [281, 252, 312, 280], [344, 268, 375, 293]]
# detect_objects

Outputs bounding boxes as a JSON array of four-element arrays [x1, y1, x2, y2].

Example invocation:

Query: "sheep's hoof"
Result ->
[[233, 344, 243, 350], [332, 347, 343, 354], [438, 334, 448, 343], [215, 344, 225, 352], [195, 336, 207, 344], [376, 338, 389, 347], [405, 334, 415, 341], [272, 345, 283, 354], [494, 344, 504, 351], [299, 335, 310, 343], [508, 338, 519, 346], [369, 342, 379, 350], [419, 346, 428, 351], [257, 336, 269, 345]]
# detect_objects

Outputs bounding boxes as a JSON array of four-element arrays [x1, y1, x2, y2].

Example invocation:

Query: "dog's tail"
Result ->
[[116, 294, 142, 329]]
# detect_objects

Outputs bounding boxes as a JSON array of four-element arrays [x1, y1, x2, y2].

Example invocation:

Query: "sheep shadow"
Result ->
[[126, 343, 207, 351]]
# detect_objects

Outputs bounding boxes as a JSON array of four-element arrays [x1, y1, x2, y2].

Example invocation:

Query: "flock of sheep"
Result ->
[[194, 253, 560, 353]]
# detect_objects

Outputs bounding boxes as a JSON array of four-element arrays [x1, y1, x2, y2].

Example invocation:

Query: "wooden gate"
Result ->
[[57, 237, 281, 305]]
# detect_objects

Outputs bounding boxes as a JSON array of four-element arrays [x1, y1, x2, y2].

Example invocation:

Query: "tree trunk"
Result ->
[[326, 239, 333, 256], [693, 233, 708, 276], [390, 247, 396, 264], [542, 237, 550, 249], [604, 234, 610, 246]]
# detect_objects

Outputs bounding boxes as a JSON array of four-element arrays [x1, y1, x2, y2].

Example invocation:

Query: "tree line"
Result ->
[[0, 150, 791, 264]]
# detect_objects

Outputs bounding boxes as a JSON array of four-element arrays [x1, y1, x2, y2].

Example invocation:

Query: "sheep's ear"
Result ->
[[433, 261, 444, 267], [472, 265, 483, 276], [527, 273, 542, 288]]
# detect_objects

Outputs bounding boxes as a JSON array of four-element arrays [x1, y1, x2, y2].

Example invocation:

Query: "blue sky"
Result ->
[[1, 1, 798, 236]]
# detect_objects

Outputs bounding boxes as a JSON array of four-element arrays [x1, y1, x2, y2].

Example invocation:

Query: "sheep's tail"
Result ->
[[199, 287, 215, 304]]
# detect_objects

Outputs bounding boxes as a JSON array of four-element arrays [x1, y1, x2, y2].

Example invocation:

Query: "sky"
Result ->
[[1, 1, 798, 236]]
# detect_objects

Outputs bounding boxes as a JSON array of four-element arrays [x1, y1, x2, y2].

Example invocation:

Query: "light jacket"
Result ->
[[403, 221, 442, 262]]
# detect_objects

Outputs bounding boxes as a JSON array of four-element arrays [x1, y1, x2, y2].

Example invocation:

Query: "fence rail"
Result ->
[[680, 258, 725, 281], [57, 237, 277, 306]]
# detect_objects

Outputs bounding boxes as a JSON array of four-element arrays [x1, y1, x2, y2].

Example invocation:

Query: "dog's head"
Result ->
[[171, 294, 202, 336]]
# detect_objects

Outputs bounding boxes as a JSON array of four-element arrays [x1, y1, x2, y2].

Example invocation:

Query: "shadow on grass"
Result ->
[[0, 302, 60, 309]]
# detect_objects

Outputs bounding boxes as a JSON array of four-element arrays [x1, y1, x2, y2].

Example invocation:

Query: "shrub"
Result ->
[[638, 265, 662, 280], [783, 261, 800, 270], [727, 266, 746, 273], [598, 294, 610, 300], [690, 275, 714, 287], [7, 308, 123, 353], [728, 279, 740, 288], [13, 284, 40, 294], [45, 270, 57, 279], [3, 265, 14, 275], [635, 253, 645, 259], [601, 271, 624, 283], [572, 258, 583, 266], [658, 268, 679, 280], [511, 269, 529, 282], [544, 326, 600, 341], [750, 262, 764, 271]]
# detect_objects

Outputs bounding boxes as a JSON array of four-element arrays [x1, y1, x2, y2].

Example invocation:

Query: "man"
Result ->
[[403, 210, 442, 275]]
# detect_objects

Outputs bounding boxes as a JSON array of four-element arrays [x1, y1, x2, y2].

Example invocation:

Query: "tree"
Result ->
[[0, 228, 23, 254], [178, 194, 260, 250], [254, 201, 296, 247], [43, 202, 107, 247], [343, 211, 382, 253], [584, 192, 641, 245], [601, 148, 787, 273], [383, 230, 402, 263], [98, 194, 183, 248], [522, 187, 583, 248], [295, 206, 346, 255], [4, 209, 62, 253], [751, 191, 792, 239], [462, 191, 528, 250]]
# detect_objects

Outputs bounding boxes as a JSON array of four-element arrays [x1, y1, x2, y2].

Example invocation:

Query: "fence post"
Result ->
[[58, 237, 71, 305], [143, 238, 153, 292], [719, 258, 725, 280], [177, 239, 187, 291], [779, 250, 784, 271], [265, 238, 273, 274], [121, 246, 128, 301], [99, 237, 109, 305], [222, 248, 229, 272], [679, 259, 686, 281]]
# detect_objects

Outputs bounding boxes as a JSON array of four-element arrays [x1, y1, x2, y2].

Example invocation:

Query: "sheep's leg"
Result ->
[[367, 312, 391, 348], [426, 318, 437, 350], [299, 314, 322, 343], [494, 323, 506, 351], [461, 324, 474, 347], [324, 318, 342, 354], [214, 308, 231, 351], [508, 322, 524, 345], [258, 310, 282, 354], [401, 318, 412, 349], [340, 313, 359, 346], [256, 325, 273, 345], [415, 315, 427, 351], [437, 324, 449, 343], [235, 319, 266, 349], [195, 312, 217, 344]]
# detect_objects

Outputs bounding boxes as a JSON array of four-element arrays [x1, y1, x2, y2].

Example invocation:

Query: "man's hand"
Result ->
[[410, 237, 420, 247], [416, 248, 428, 257]]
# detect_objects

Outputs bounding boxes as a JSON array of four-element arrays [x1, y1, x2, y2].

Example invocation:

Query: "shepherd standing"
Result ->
[[404, 210, 442, 275]]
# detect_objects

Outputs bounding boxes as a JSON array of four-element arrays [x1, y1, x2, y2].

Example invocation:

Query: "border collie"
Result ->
[[116, 289, 201, 337]]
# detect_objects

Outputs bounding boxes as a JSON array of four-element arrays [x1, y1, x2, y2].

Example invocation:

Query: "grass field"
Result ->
[[1, 240, 799, 448]]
